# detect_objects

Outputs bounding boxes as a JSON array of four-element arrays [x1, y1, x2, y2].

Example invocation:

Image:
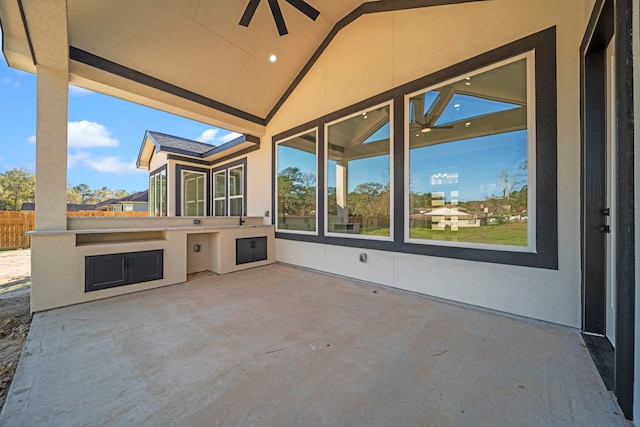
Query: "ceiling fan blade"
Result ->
[[268, 0, 288, 35], [239, 0, 261, 27], [284, 0, 320, 21]]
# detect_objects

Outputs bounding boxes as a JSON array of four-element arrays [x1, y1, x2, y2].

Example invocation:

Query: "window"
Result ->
[[273, 28, 556, 268], [276, 129, 317, 233], [326, 104, 392, 238], [182, 171, 206, 216], [229, 165, 244, 216], [149, 167, 167, 216], [406, 53, 534, 251], [212, 159, 247, 216], [214, 170, 226, 216]]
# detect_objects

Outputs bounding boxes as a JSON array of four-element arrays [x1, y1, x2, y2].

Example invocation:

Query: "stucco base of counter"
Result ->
[[30, 225, 275, 312]]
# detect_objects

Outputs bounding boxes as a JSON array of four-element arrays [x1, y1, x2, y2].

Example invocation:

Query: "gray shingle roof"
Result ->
[[118, 190, 148, 203], [21, 203, 96, 211], [147, 131, 215, 156]]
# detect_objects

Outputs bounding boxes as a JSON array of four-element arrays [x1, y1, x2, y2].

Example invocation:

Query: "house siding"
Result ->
[[262, 0, 595, 327]]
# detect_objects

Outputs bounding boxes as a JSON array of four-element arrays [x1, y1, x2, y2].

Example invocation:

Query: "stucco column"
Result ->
[[35, 65, 68, 230]]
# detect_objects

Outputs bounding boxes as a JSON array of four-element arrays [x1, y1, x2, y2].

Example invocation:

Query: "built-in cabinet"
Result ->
[[236, 237, 267, 265], [85, 250, 164, 292]]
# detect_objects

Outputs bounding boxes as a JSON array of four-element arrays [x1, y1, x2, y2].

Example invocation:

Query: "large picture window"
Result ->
[[182, 171, 206, 216], [273, 28, 556, 268], [326, 104, 393, 238], [406, 53, 535, 251], [276, 130, 317, 233], [149, 167, 167, 217]]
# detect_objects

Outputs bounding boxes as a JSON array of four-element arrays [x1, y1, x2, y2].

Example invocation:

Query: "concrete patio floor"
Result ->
[[0, 264, 630, 426]]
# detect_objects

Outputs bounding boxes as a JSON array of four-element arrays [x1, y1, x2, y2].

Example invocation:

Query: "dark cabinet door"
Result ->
[[252, 237, 267, 262], [86, 250, 163, 292], [236, 237, 267, 265], [85, 254, 127, 292], [128, 250, 163, 284]]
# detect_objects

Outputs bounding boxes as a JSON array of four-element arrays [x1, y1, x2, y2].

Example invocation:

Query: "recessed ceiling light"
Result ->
[[269, 54, 277, 62]]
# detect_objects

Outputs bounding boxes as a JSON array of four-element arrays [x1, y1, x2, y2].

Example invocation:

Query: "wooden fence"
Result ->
[[0, 211, 148, 249]]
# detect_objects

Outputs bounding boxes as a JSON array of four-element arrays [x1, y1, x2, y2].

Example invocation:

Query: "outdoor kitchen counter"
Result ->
[[27, 224, 272, 235], [27, 219, 275, 312]]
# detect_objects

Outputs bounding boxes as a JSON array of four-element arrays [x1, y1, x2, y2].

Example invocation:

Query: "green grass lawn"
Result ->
[[362, 222, 528, 246]]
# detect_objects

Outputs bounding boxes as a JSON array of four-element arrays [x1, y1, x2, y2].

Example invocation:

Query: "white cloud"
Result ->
[[196, 129, 220, 143], [68, 85, 93, 96], [2, 77, 20, 89], [196, 129, 242, 145], [28, 121, 119, 148], [68, 121, 119, 148], [221, 132, 242, 143], [68, 151, 138, 174]]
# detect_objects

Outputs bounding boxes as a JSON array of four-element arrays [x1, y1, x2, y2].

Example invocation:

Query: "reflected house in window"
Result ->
[[136, 130, 259, 217], [407, 55, 532, 249]]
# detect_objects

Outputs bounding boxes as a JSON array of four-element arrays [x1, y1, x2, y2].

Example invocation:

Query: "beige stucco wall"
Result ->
[[261, 0, 595, 327], [31, 217, 275, 312], [149, 150, 168, 172]]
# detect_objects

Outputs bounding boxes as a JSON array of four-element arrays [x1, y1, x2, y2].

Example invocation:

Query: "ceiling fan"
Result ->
[[239, 0, 320, 36], [409, 95, 454, 134]]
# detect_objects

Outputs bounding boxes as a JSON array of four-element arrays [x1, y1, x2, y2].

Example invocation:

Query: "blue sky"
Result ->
[[0, 51, 239, 193]]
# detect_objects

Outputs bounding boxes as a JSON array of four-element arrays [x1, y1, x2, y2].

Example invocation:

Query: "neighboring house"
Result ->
[[93, 199, 118, 212], [94, 191, 149, 212], [20, 203, 96, 212], [1, 0, 638, 419]]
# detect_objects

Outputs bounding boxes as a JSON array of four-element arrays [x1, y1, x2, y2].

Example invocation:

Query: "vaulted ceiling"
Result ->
[[0, 1, 480, 134]]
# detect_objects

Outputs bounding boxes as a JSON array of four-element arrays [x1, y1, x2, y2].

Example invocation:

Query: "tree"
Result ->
[[278, 167, 316, 217], [0, 168, 36, 210], [66, 183, 131, 205]]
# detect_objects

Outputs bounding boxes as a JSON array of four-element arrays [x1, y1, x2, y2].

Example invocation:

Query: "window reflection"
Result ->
[[408, 57, 530, 247], [327, 104, 392, 237], [277, 130, 317, 232]]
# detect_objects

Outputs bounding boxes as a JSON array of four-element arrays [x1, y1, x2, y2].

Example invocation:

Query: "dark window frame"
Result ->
[[149, 164, 167, 217], [274, 128, 319, 235], [175, 164, 211, 216], [272, 27, 557, 269], [212, 157, 248, 216]]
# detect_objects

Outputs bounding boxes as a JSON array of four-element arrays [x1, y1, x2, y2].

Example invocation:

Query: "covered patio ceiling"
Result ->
[[0, 0, 481, 135]]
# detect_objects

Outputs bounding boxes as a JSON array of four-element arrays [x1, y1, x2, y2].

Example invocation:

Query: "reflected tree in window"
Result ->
[[326, 105, 392, 237], [277, 130, 317, 232]]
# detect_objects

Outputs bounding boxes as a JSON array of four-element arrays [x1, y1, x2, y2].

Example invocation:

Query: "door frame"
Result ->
[[580, 0, 635, 419]]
